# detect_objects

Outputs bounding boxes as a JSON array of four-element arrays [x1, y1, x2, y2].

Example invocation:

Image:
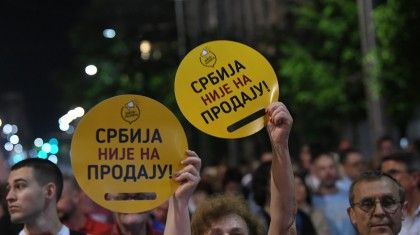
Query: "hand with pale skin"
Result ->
[[266, 102, 297, 235], [164, 150, 201, 235]]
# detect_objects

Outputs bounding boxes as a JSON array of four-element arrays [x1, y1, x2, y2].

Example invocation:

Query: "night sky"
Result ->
[[0, 0, 85, 137]]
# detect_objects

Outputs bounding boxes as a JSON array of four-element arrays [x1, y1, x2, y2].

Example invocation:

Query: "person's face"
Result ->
[[294, 176, 307, 205], [56, 180, 78, 221], [299, 145, 312, 170], [115, 212, 150, 228], [108, 193, 151, 230], [343, 152, 365, 181], [379, 140, 395, 157], [347, 177, 405, 235], [314, 155, 338, 188], [381, 160, 416, 193], [6, 167, 47, 224], [205, 213, 249, 235]]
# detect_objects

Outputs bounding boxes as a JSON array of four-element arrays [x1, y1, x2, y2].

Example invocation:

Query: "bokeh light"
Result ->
[[34, 138, 43, 147], [14, 144, 23, 153], [140, 40, 152, 53], [10, 135, 19, 144], [3, 124, 12, 134], [42, 143, 52, 153], [4, 142, 13, 151], [103, 29, 116, 38], [12, 154, 25, 164], [29, 149, 38, 158], [85, 65, 97, 75], [49, 138, 58, 145], [74, 107, 85, 117], [50, 145, 59, 154], [59, 122, 70, 131], [0, 118, 2, 127], [66, 125, 75, 134], [11, 125, 18, 134], [38, 150, 47, 159], [48, 155, 58, 164]]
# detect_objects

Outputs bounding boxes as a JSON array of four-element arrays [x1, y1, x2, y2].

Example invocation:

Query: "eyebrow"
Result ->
[[360, 194, 395, 201], [209, 227, 246, 234]]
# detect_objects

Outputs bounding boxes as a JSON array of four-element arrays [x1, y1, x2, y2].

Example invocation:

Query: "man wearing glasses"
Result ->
[[347, 170, 406, 235], [381, 152, 420, 234]]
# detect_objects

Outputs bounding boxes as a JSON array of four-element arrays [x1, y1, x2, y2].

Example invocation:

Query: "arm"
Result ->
[[266, 102, 297, 235], [164, 150, 201, 235]]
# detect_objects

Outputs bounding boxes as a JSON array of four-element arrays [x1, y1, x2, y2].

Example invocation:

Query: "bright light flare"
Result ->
[[10, 135, 19, 144], [48, 155, 58, 164], [34, 138, 43, 147], [42, 143, 52, 153], [85, 65, 97, 76], [103, 29, 116, 38], [3, 124, 12, 134], [4, 142, 13, 151]]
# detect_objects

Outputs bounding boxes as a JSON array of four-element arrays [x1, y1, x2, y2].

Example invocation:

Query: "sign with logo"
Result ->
[[175, 40, 279, 138], [71, 95, 187, 213]]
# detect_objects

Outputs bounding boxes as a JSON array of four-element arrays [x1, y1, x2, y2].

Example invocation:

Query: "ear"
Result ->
[[45, 182, 57, 200], [402, 201, 408, 213], [411, 172, 420, 182], [347, 207, 357, 225]]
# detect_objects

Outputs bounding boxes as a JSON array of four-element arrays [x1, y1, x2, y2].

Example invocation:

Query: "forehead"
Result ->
[[353, 178, 399, 200], [315, 155, 334, 166], [210, 213, 248, 233], [8, 167, 35, 182], [346, 152, 362, 161], [382, 160, 407, 170]]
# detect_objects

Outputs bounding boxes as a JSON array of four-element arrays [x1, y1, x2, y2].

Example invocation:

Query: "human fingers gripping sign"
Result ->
[[175, 40, 279, 139], [71, 95, 188, 213], [174, 151, 201, 202]]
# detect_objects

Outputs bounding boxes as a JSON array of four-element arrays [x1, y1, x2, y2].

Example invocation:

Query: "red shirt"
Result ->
[[78, 215, 113, 235]]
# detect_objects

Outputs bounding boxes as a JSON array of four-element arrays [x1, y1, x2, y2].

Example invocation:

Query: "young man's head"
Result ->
[[339, 148, 365, 181], [6, 158, 63, 224], [313, 153, 339, 190], [380, 152, 420, 194], [347, 170, 406, 235]]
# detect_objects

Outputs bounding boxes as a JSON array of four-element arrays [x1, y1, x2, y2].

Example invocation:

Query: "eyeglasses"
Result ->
[[351, 196, 402, 214]]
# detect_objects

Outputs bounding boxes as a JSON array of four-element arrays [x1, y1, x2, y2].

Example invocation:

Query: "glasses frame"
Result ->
[[351, 196, 403, 214]]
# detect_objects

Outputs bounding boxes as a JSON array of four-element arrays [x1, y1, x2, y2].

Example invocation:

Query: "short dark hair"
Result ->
[[11, 158, 63, 201], [381, 151, 420, 173], [348, 170, 405, 206], [339, 147, 361, 165]]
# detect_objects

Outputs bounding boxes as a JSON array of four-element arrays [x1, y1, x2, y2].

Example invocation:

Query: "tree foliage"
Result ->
[[278, 0, 365, 146], [373, 0, 420, 131], [54, 0, 179, 110]]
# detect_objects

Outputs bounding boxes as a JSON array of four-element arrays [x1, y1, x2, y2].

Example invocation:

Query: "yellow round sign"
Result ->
[[71, 95, 187, 213], [175, 40, 279, 138]]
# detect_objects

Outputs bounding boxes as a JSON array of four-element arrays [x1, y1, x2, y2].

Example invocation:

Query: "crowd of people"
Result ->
[[1, 102, 420, 235]]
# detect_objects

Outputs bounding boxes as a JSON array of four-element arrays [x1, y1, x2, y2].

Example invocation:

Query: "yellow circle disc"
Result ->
[[71, 95, 187, 213], [175, 40, 279, 139]]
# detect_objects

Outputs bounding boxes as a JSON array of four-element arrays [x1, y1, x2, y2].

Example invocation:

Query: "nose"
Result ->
[[372, 200, 386, 216], [6, 189, 16, 202]]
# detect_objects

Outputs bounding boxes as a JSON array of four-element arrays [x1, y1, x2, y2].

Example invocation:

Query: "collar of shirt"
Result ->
[[19, 225, 70, 235]]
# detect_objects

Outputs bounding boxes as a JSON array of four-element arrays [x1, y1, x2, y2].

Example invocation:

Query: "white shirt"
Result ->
[[400, 205, 420, 235], [19, 225, 70, 235]]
